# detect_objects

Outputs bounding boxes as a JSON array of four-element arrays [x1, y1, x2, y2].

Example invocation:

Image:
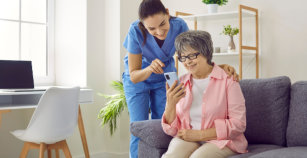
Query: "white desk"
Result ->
[[0, 89, 93, 158]]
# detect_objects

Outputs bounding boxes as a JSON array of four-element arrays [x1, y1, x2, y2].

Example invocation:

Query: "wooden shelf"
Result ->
[[179, 11, 255, 21], [213, 52, 255, 56]]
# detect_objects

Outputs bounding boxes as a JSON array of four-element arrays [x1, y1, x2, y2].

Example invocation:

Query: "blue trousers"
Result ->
[[123, 74, 166, 158]]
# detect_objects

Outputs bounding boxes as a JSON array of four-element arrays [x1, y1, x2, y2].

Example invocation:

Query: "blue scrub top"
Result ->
[[123, 17, 189, 83]]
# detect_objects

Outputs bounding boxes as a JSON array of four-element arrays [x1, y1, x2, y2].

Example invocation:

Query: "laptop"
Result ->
[[0, 60, 46, 92]]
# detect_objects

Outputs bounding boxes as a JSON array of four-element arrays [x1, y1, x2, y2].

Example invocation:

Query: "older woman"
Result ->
[[161, 30, 248, 158]]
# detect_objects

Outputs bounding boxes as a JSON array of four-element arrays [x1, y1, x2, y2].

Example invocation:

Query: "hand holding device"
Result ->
[[164, 72, 185, 110], [164, 72, 184, 125]]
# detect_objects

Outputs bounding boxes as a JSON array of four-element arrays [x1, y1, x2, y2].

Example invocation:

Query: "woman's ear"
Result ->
[[166, 8, 170, 18]]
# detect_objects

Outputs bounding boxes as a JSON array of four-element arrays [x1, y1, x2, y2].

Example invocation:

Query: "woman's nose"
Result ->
[[156, 29, 164, 36], [185, 58, 192, 63]]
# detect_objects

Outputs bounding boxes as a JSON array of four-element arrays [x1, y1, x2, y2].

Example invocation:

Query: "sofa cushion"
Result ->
[[287, 81, 307, 146], [239, 76, 290, 146], [130, 119, 172, 148], [228, 144, 283, 158], [249, 147, 307, 158], [138, 140, 167, 158]]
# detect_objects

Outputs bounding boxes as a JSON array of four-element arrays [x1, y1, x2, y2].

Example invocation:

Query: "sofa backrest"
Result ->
[[287, 81, 307, 146], [239, 76, 291, 146]]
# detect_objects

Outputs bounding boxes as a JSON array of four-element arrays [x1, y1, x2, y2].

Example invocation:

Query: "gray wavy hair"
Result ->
[[175, 30, 213, 65]]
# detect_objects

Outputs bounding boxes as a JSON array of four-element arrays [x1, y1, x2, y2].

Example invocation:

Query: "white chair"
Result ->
[[11, 87, 80, 158]]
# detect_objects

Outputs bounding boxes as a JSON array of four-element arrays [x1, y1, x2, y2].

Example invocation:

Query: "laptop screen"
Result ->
[[0, 60, 34, 89]]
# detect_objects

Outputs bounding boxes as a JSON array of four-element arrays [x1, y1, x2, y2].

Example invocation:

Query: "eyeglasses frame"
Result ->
[[178, 52, 201, 62]]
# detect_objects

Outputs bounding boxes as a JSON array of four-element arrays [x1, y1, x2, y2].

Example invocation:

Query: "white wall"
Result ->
[[239, 0, 307, 82], [86, 0, 140, 157], [86, 0, 123, 156], [54, 0, 88, 157], [55, 0, 87, 87]]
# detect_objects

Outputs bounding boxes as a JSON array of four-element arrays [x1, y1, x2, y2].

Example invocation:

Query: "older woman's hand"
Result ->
[[163, 81, 186, 125], [166, 80, 185, 109], [177, 129, 203, 142], [177, 128, 217, 142], [218, 64, 239, 81]]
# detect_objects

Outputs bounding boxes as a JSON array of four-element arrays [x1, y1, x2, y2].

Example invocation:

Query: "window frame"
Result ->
[[35, 0, 55, 85], [0, 0, 55, 86]]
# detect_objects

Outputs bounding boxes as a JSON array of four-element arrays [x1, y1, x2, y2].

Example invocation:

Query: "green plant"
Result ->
[[202, 0, 228, 6], [97, 80, 127, 135], [221, 25, 239, 36]]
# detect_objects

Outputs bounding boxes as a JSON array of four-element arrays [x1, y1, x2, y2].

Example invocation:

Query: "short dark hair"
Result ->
[[175, 30, 214, 65], [138, 0, 167, 45]]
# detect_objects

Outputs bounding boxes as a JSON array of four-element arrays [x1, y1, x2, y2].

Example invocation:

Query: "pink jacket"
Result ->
[[162, 64, 248, 153]]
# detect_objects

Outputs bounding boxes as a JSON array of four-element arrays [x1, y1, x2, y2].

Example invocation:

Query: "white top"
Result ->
[[190, 76, 210, 130]]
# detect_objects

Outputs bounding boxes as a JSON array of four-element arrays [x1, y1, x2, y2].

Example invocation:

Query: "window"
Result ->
[[0, 0, 54, 85]]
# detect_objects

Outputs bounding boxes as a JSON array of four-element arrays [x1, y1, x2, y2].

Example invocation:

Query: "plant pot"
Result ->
[[207, 4, 218, 14], [228, 36, 235, 52]]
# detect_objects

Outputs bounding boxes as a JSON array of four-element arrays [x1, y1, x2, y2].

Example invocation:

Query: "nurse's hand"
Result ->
[[218, 64, 239, 81], [166, 80, 185, 109], [149, 59, 165, 74]]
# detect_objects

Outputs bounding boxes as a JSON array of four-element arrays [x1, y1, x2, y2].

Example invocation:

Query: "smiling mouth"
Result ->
[[156, 32, 166, 38], [187, 64, 196, 69], [157, 35, 165, 39]]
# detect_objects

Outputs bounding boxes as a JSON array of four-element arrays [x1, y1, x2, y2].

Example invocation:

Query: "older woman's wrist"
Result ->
[[164, 105, 176, 124], [165, 105, 176, 115], [201, 128, 217, 141]]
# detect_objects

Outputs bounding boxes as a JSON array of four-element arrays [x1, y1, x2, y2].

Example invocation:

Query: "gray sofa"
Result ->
[[131, 76, 307, 158]]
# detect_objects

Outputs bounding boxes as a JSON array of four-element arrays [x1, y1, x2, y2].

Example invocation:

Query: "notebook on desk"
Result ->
[[0, 60, 46, 92]]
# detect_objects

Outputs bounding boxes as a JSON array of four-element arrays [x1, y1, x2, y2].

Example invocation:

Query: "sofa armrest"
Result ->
[[130, 119, 173, 148]]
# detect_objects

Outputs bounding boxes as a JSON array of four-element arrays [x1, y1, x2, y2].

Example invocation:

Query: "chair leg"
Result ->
[[20, 142, 30, 158], [47, 141, 63, 158], [39, 143, 47, 158], [55, 149, 60, 158], [78, 106, 90, 158], [61, 140, 72, 158], [48, 149, 52, 158]]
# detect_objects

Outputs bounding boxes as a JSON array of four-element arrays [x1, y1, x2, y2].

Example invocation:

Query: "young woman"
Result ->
[[123, 0, 238, 157], [162, 30, 247, 158]]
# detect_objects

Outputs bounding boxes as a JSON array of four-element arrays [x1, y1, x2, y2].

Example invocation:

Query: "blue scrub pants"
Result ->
[[123, 74, 166, 158]]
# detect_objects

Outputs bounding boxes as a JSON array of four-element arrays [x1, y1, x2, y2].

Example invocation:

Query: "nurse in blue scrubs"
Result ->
[[123, 0, 237, 157]]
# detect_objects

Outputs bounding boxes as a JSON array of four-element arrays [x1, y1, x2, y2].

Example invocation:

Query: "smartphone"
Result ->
[[164, 72, 179, 87]]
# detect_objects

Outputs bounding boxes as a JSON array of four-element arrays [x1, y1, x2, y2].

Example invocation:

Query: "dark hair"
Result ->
[[175, 30, 214, 66], [138, 0, 168, 45]]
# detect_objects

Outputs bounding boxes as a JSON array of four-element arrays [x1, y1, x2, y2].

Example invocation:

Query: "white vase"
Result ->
[[207, 4, 218, 14]]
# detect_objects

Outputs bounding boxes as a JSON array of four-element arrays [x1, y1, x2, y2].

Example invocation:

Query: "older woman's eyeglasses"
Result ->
[[178, 52, 201, 62]]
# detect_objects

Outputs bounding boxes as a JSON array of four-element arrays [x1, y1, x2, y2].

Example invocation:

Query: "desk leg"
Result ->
[[78, 106, 90, 158], [0, 110, 11, 128]]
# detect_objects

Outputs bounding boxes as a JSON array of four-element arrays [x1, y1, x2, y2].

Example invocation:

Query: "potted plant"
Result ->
[[202, 0, 228, 13], [97, 80, 127, 135], [221, 25, 239, 52]]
